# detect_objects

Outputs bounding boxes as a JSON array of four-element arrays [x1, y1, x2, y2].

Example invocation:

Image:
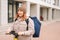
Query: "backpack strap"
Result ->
[[15, 18, 17, 21], [25, 18, 29, 30]]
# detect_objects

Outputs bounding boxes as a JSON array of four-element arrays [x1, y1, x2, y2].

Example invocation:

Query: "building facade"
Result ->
[[0, 0, 60, 25]]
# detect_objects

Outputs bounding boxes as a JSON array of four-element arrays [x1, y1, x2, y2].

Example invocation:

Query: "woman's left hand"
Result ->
[[18, 32, 24, 36]]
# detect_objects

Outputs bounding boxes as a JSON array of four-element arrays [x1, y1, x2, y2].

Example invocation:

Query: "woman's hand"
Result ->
[[5, 32, 10, 35], [6, 29, 11, 35], [18, 32, 24, 36]]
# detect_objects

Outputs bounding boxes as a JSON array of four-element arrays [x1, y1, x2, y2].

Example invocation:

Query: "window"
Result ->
[[52, 9, 54, 19], [8, 0, 14, 23], [8, 0, 23, 23]]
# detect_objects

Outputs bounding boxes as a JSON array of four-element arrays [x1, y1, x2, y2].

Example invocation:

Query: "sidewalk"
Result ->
[[39, 19, 60, 40]]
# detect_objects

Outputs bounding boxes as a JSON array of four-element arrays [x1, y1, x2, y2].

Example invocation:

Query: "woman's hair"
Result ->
[[15, 7, 27, 21]]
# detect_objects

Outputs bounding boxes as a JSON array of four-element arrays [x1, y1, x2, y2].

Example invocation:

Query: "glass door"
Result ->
[[8, 0, 23, 23], [8, 0, 14, 23]]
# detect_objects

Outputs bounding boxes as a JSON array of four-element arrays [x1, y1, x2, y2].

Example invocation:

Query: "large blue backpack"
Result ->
[[25, 16, 41, 37]]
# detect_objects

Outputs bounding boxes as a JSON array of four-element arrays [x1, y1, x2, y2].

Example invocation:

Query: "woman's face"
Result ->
[[18, 10, 24, 17]]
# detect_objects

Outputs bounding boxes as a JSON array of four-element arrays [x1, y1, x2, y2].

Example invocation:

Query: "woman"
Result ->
[[6, 7, 35, 40]]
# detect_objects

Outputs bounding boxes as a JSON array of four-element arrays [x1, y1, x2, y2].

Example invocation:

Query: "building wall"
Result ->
[[30, 4, 40, 20], [54, 9, 60, 20], [48, 8, 52, 21], [59, 0, 60, 6], [30, 4, 37, 17], [0, 0, 1, 25], [27, 0, 60, 9], [1, 0, 8, 25]]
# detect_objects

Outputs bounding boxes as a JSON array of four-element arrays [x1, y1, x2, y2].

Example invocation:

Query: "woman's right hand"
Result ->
[[5, 31, 10, 35]]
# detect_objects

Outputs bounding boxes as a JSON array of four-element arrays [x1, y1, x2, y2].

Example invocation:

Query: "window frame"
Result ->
[[8, 0, 14, 23]]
